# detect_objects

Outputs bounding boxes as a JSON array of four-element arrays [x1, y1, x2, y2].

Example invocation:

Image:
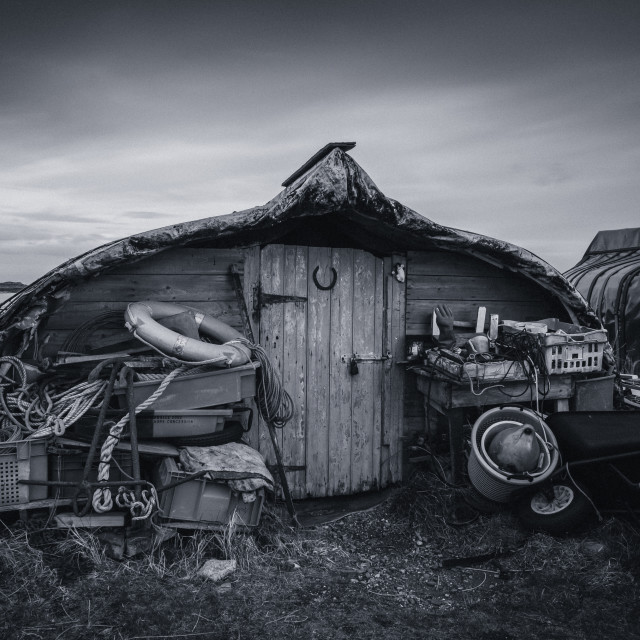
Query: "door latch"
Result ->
[[342, 351, 392, 365]]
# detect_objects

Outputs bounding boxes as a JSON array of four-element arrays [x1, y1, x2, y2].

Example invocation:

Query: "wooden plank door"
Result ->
[[252, 244, 404, 498]]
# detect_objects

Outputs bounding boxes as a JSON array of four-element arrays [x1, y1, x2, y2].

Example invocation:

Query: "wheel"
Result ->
[[517, 480, 595, 535], [165, 421, 244, 447]]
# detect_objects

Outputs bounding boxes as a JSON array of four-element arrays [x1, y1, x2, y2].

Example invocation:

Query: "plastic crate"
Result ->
[[505, 318, 608, 375], [72, 409, 234, 440], [136, 409, 233, 438], [0, 438, 48, 506], [541, 326, 607, 375], [114, 363, 258, 410], [49, 449, 134, 499], [154, 457, 264, 527]]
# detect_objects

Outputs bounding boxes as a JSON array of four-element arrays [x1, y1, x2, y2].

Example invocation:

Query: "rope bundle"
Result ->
[[92, 365, 186, 518], [235, 338, 293, 429], [0, 356, 107, 442]]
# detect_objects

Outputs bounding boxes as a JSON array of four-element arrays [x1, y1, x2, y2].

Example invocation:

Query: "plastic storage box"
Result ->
[[114, 363, 258, 410], [504, 318, 608, 375], [0, 438, 48, 507], [573, 375, 615, 411], [49, 449, 134, 499], [154, 457, 264, 528], [71, 408, 234, 440], [136, 409, 233, 438]]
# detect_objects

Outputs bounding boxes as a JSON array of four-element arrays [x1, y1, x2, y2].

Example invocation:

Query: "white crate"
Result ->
[[540, 321, 607, 374]]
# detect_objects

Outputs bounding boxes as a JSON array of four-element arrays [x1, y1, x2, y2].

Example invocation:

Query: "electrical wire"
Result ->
[[493, 328, 551, 408]]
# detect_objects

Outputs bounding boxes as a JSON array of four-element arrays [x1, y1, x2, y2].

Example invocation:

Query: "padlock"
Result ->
[[349, 356, 359, 375]]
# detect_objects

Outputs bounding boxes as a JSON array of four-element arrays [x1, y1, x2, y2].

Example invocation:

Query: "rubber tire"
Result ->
[[516, 480, 595, 536], [165, 421, 244, 447]]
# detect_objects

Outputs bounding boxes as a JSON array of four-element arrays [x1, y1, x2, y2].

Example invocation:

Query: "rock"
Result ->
[[282, 559, 301, 571], [124, 530, 155, 558], [581, 540, 607, 556], [198, 559, 237, 582], [97, 531, 125, 561], [216, 582, 233, 594], [153, 527, 178, 545]]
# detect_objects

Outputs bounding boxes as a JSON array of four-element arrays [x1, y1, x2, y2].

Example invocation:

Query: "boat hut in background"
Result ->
[[565, 227, 640, 375], [0, 143, 596, 498]]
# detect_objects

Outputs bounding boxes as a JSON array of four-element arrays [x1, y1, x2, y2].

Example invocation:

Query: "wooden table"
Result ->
[[414, 372, 574, 484]]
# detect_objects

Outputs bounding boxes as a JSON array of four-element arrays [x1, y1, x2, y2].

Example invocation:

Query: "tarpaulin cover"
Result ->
[[0, 148, 598, 349], [565, 227, 640, 374], [179, 442, 274, 494]]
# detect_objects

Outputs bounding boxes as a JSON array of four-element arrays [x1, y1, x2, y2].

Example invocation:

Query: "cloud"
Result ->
[[0, 0, 638, 282]]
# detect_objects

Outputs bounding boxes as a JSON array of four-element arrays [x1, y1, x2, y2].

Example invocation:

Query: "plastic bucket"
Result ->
[[467, 406, 559, 503]]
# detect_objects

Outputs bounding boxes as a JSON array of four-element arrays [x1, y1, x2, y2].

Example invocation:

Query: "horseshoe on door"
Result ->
[[312, 266, 338, 291]]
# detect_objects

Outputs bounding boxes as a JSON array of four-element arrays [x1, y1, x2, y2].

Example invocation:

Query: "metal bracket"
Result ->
[[253, 283, 307, 311], [341, 351, 393, 363]]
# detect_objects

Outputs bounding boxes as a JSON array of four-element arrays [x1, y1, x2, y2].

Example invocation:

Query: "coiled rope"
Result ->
[[92, 365, 186, 518], [234, 338, 293, 429], [0, 356, 107, 442]]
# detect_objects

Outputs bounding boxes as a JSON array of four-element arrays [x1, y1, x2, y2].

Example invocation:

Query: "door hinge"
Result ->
[[253, 283, 307, 310]]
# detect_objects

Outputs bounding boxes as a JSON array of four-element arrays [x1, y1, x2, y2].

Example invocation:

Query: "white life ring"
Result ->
[[124, 301, 251, 366]]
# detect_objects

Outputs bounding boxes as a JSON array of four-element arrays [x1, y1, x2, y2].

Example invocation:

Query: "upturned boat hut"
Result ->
[[565, 228, 640, 375], [0, 143, 596, 498]]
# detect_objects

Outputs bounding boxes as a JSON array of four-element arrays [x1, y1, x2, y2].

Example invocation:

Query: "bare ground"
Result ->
[[2, 469, 640, 640]]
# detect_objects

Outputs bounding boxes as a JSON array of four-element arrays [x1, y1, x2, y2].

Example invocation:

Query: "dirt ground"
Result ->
[[2, 468, 640, 640]]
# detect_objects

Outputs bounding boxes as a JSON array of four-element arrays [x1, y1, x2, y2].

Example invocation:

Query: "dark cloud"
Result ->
[[0, 0, 639, 282]]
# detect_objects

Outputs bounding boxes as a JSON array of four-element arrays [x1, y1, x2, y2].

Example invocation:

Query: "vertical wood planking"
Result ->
[[258, 244, 285, 466], [372, 257, 385, 489], [381, 257, 393, 485], [305, 246, 332, 497], [281, 245, 308, 498], [242, 245, 261, 453], [328, 248, 354, 495], [390, 255, 407, 482], [350, 250, 377, 492], [388, 253, 407, 482], [381, 257, 407, 485]]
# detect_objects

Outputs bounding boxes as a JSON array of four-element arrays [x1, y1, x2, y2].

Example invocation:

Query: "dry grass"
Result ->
[[1, 470, 640, 639]]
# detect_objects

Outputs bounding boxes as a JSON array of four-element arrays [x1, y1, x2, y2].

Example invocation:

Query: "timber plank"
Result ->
[[281, 245, 308, 498], [406, 300, 563, 335], [65, 275, 237, 302], [372, 256, 384, 490], [415, 374, 574, 410], [407, 276, 548, 301], [43, 300, 241, 330], [305, 246, 332, 497], [242, 246, 261, 452], [258, 245, 286, 466], [407, 251, 508, 277], [328, 248, 353, 495], [109, 248, 246, 275], [389, 253, 406, 483], [382, 257, 393, 485], [350, 250, 377, 493]]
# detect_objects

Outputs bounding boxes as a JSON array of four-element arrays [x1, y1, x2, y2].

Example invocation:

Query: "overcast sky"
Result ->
[[1, 0, 639, 284]]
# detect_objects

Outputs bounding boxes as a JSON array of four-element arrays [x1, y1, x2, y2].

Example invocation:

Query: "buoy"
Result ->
[[488, 423, 541, 473], [125, 301, 251, 366]]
